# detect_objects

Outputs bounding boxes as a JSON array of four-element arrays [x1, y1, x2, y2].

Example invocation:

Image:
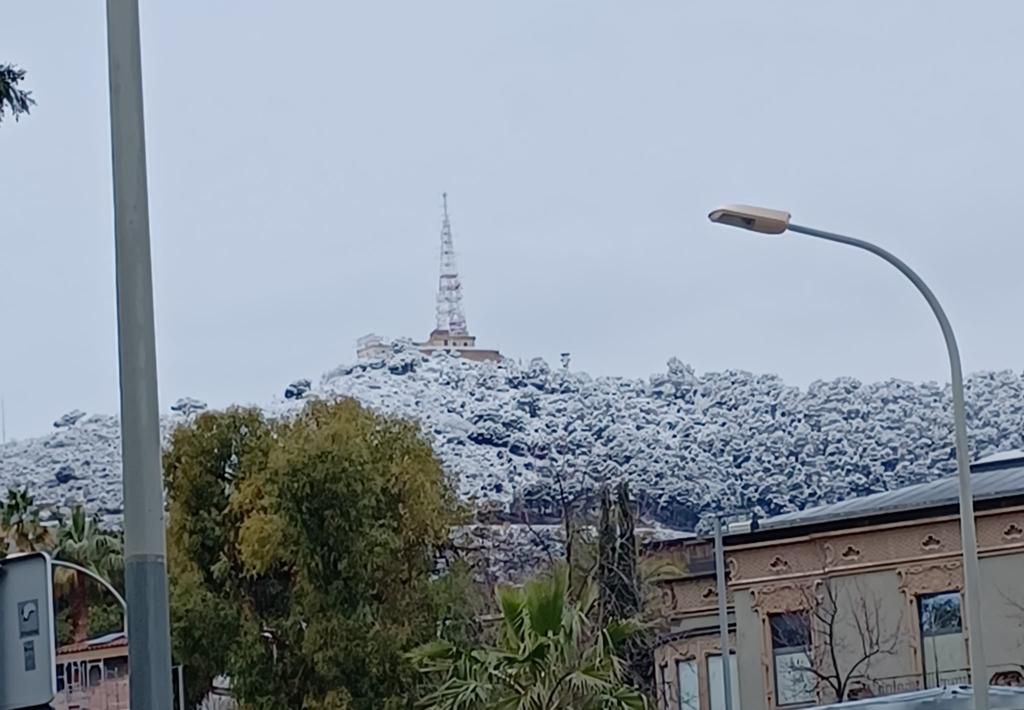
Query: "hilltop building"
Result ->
[[357, 194, 501, 363]]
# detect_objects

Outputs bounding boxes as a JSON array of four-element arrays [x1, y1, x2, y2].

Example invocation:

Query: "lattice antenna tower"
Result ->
[[436, 192, 468, 334]]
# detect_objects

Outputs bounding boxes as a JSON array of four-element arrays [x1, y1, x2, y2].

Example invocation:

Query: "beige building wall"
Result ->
[[734, 588, 767, 710], [979, 551, 1024, 677], [654, 505, 1024, 709], [653, 569, 737, 710], [655, 622, 737, 710]]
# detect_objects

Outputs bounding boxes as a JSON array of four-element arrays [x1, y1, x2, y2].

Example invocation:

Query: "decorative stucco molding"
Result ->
[[824, 541, 863, 566], [750, 581, 815, 614], [1002, 523, 1024, 541], [896, 559, 963, 596]]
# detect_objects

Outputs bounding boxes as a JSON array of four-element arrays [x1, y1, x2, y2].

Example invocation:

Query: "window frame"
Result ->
[[769, 611, 817, 707], [705, 651, 740, 710], [676, 657, 700, 710], [917, 590, 967, 688]]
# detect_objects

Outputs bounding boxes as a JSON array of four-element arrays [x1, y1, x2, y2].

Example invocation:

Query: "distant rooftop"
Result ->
[[752, 451, 1024, 535], [57, 630, 127, 656], [973, 448, 1024, 465]]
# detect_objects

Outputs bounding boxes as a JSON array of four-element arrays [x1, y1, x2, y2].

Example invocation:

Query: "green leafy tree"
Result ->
[[53, 505, 124, 642], [56, 599, 125, 646], [0, 64, 34, 122], [1, 487, 52, 554], [165, 400, 464, 709], [165, 407, 270, 707], [410, 564, 649, 710]]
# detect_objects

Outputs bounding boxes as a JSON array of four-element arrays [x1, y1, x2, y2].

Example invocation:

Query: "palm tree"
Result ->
[[410, 565, 649, 710], [0, 64, 34, 123], [1, 487, 52, 554], [54, 505, 123, 642]]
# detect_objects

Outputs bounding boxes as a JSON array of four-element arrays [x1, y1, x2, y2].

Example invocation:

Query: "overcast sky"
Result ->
[[2, 1, 1024, 439]]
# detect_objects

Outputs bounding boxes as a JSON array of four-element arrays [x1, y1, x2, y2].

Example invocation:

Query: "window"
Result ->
[[56, 664, 65, 692], [770, 612, 816, 705], [676, 658, 699, 710], [88, 662, 103, 687], [707, 652, 740, 710], [105, 656, 129, 679], [918, 592, 968, 687]]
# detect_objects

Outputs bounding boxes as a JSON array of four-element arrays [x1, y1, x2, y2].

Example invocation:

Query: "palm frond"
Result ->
[[524, 564, 567, 638], [496, 584, 527, 647], [413, 565, 653, 710]]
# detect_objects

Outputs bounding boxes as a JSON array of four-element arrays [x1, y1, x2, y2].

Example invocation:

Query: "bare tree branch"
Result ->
[[794, 577, 903, 702], [518, 507, 557, 569], [553, 459, 575, 579]]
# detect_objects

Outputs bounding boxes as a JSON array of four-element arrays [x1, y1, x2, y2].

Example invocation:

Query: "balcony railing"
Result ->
[[846, 667, 1024, 701]]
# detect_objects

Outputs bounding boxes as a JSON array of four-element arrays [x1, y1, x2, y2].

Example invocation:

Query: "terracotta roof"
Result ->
[[57, 631, 127, 656]]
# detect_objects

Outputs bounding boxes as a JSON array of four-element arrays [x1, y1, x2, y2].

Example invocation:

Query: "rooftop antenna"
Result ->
[[435, 192, 468, 335]]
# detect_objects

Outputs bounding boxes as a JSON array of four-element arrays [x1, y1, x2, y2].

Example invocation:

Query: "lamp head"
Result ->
[[708, 204, 791, 235]]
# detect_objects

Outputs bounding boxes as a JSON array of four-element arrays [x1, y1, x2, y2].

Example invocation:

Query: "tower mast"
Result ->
[[435, 192, 468, 334]]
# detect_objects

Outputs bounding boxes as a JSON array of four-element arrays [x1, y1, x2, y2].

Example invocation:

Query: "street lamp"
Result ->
[[106, 0, 173, 708], [708, 204, 989, 709]]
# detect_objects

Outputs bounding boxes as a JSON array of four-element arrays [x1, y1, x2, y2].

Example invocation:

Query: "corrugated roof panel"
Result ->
[[758, 460, 1024, 532]]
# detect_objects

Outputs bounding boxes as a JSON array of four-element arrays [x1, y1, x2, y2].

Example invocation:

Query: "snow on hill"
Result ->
[[3, 342, 1024, 530]]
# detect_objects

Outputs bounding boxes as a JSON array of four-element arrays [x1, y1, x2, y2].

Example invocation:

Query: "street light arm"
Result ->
[[51, 558, 128, 635], [787, 222, 989, 706], [787, 223, 965, 394]]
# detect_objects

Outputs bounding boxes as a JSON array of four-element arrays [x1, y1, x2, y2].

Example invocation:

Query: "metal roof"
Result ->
[[757, 457, 1024, 533], [56, 631, 127, 656]]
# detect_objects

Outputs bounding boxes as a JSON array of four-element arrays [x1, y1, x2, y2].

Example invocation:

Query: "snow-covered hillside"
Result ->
[[3, 342, 1024, 529]]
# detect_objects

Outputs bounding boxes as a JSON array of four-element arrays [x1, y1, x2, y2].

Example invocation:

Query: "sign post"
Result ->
[[0, 552, 56, 710]]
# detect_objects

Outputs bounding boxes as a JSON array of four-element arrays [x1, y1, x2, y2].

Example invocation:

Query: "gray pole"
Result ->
[[105, 1, 174, 708], [788, 223, 989, 710], [175, 665, 187, 710], [714, 516, 734, 710]]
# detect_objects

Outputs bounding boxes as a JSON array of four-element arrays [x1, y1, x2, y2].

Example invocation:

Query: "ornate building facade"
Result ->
[[648, 453, 1024, 709]]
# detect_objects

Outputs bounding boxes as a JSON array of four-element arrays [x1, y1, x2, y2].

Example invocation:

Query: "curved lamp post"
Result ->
[[50, 559, 128, 635], [49, 561, 187, 710], [708, 204, 988, 709]]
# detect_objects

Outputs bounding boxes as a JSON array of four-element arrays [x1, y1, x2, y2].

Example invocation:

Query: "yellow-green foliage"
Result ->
[[165, 399, 462, 709]]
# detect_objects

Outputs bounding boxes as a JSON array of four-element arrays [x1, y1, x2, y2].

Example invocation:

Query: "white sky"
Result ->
[[2, 1, 1024, 439]]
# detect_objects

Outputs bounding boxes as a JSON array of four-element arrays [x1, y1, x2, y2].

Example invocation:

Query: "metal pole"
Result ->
[[714, 517, 734, 710], [788, 222, 989, 710], [105, 2, 173, 709], [175, 665, 186, 710]]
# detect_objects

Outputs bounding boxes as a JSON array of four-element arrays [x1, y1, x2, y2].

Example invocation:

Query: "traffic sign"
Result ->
[[0, 552, 55, 710]]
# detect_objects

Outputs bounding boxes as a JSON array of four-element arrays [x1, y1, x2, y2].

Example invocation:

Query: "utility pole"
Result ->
[[1, 396, 6, 444], [714, 517, 734, 710], [105, 1, 173, 708]]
